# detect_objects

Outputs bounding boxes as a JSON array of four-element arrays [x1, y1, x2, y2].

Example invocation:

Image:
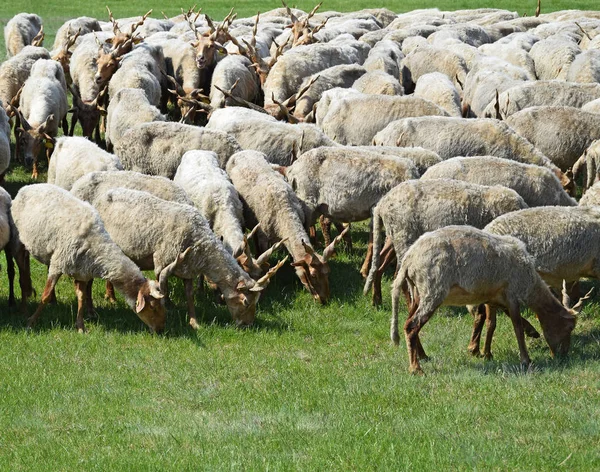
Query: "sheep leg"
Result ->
[[27, 273, 61, 328], [15, 244, 33, 311], [506, 301, 531, 369], [308, 225, 318, 247], [185, 278, 200, 330], [68, 111, 77, 136], [360, 236, 374, 279], [404, 304, 435, 375], [104, 281, 117, 303], [468, 304, 486, 357], [85, 280, 95, 318], [31, 161, 39, 180], [5, 247, 15, 307], [74, 280, 87, 333], [371, 241, 396, 306], [319, 215, 332, 246], [482, 305, 497, 360], [62, 115, 68, 136]]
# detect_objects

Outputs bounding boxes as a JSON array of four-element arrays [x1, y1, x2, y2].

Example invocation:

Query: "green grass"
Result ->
[[2, 1, 600, 470]]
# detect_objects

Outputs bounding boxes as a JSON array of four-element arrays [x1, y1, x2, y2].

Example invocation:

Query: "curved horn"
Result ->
[[323, 225, 350, 261], [247, 223, 260, 240], [158, 246, 192, 293], [256, 238, 288, 267], [250, 256, 289, 291]]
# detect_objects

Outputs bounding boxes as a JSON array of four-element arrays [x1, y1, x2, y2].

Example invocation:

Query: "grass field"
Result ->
[[2, 2, 600, 470]]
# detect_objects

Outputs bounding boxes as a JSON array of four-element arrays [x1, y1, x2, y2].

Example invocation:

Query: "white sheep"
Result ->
[[0, 46, 50, 112], [4, 13, 44, 57]]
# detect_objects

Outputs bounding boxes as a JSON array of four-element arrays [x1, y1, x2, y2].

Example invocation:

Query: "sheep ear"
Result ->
[[136, 290, 146, 313], [236, 280, 248, 291], [106, 37, 114, 44]]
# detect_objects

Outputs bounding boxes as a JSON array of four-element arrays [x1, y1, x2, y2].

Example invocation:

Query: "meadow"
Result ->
[[1, 2, 600, 470]]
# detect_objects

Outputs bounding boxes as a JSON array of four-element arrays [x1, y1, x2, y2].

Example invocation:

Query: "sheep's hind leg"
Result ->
[[27, 273, 61, 328], [468, 304, 485, 356], [74, 280, 87, 333], [507, 301, 531, 369], [185, 279, 200, 330], [104, 280, 117, 303], [404, 304, 436, 375], [482, 305, 497, 360]]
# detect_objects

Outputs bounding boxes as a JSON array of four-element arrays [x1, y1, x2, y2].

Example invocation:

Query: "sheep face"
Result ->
[[95, 49, 121, 85], [75, 102, 101, 139], [538, 308, 577, 358], [135, 280, 166, 333], [193, 37, 220, 69], [224, 283, 260, 327], [16, 117, 54, 166], [293, 256, 330, 304]]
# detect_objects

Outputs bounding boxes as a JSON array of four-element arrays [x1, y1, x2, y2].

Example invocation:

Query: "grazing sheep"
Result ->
[[566, 49, 600, 84], [47, 137, 123, 190], [506, 106, 600, 171], [394, 225, 576, 373], [318, 94, 447, 145], [51, 17, 101, 55], [362, 39, 404, 78], [105, 88, 166, 151], [206, 118, 335, 165], [90, 188, 283, 329], [352, 70, 403, 96], [529, 35, 581, 80], [364, 178, 528, 306], [207, 107, 277, 129], [263, 39, 370, 108], [107, 43, 165, 107], [413, 72, 462, 117], [373, 116, 566, 184], [210, 55, 261, 109], [17, 59, 68, 177], [400, 46, 469, 93], [0, 46, 50, 112], [421, 156, 577, 207], [4, 13, 44, 57], [478, 43, 537, 79], [227, 150, 345, 304], [12, 184, 168, 333], [293, 64, 367, 120], [115, 121, 242, 177], [481, 81, 600, 118], [173, 150, 245, 254]]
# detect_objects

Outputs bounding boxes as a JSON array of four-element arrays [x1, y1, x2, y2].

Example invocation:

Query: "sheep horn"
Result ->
[[158, 246, 193, 293], [256, 238, 288, 267], [323, 225, 350, 261], [249, 256, 289, 291]]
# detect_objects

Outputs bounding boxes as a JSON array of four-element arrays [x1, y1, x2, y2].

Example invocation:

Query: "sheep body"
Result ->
[[0, 46, 50, 110], [413, 72, 462, 117], [352, 70, 403, 96], [4, 13, 43, 57]]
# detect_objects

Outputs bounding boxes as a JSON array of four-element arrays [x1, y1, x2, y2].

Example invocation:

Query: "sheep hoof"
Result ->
[[189, 318, 200, 330], [409, 366, 425, 376], [484, 352, 493, 361], [467, 346, 482, 357]]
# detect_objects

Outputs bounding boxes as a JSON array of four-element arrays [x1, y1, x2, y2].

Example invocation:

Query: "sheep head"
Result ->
[[135, 279, 166, 333], [105, 6, 149, 54], [185, 9, 231, 69], [15, 111, 55, 167], [52, 27, 81, 80]]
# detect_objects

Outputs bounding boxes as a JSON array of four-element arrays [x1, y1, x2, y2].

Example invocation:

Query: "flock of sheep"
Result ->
[[2, 4, 600, 374]]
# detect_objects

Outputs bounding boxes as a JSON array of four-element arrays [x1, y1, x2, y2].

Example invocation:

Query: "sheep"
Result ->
[[481, 81, 600, 118], [88, 187, 283, 329], [114, 121, 241, 177], [373, 116, 567, 187], [51, 17, 101, 55], [352, 70, 404, 96], [210, 55, 261, 109], [399, 46, 469, 94], [69, 32, 113, 140], [529, 34, 581, 80], [105, 88, 166, 152], [421, 156, 577, 207], [4, 13, 44, 57], [173, 151, 245, 255], [293, 64, 367, 120], [227, 150, 345, 304], [207, 107, 277, 130], [263, 39, 370, 109], [566, 49, 600, 83], [314, 87, 361, 126], [0, 46, 50, 112], [106, 43, 165, 107], [206, 118, 335, 165], [478, 42, 537, 79], [47, 137, 123, 191], [11, 184, 168, 333], [427, 24, 492, 47], [354, 146, 442, 176], [364, 178, 528, 306], [317, 94, 447, 146], [394, 225, 576, 374], [362, 39, 404, 78], [0, 106, 10, 179], [0, 187, 33, 309], [505, 106, 600, 171], [413, 72, 462, 117], [17, 59, 68, 178]]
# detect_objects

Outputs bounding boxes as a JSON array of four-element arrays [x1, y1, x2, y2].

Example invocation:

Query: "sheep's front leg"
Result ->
[[5, 247, 15, 307], [507, 301, 531, 369], [482, 305, 497, 360], [62, 116, 69, 136], [27, 273, 61, 328], [185, 278, 200, 330], [104, 280, 117, 303], [85, 280, 95, 318], [74, 280, 88, 333], [319, 215, 332, 246], [468, 304, 486, 356]]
